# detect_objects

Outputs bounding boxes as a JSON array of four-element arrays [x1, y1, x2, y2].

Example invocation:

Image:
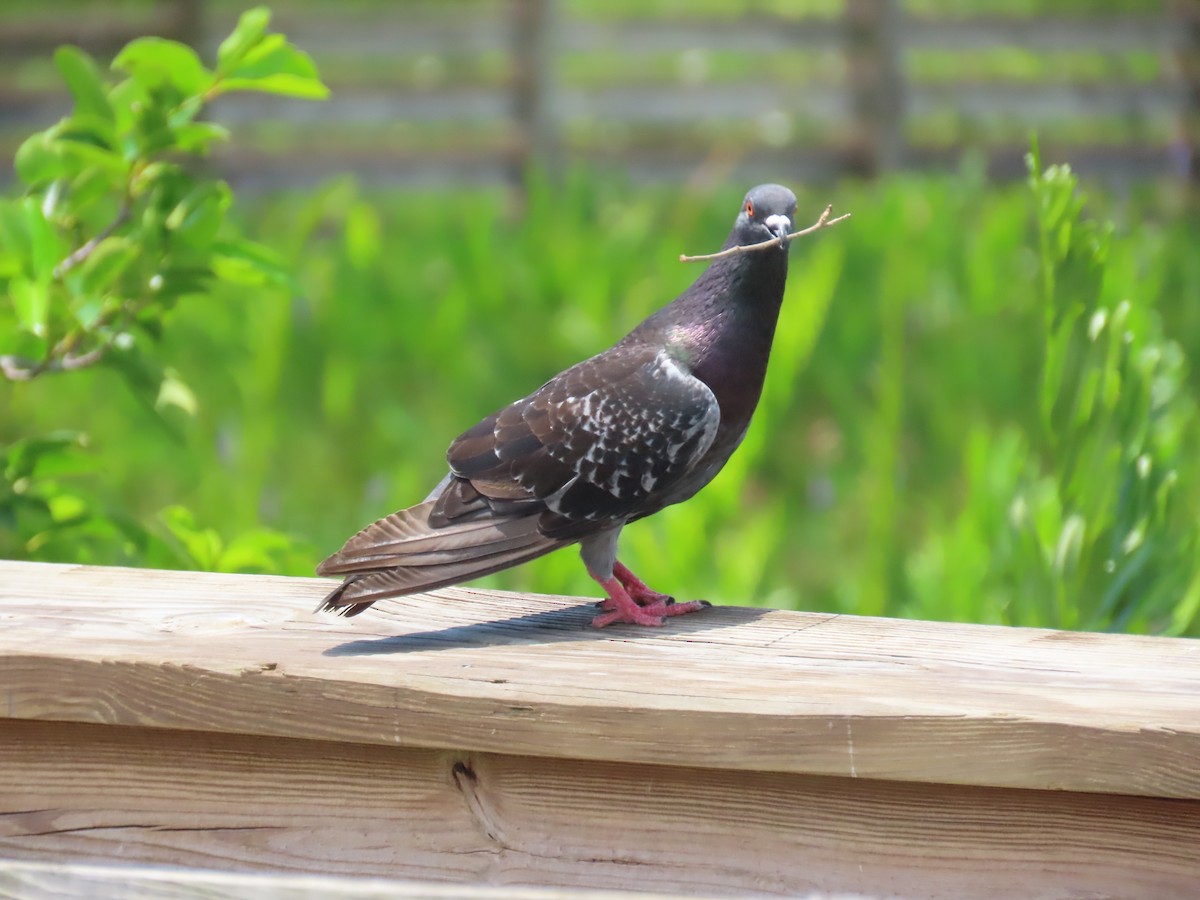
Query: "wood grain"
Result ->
[[2, 561, 1199, 800], [1, 720, 1196, 899], [0, 859, 742, 900]]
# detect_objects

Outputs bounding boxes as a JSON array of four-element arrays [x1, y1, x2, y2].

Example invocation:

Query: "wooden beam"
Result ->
[[508, 0, 559, 191], [901, 14, 1183, 51], [0, 855, 716, 900], [2, 560, 1199, 895], [1, 719, 1196, 897], [1, 561, 1198, 799], [844, 0, 906, 174], [1171, 0, 1200, 184]]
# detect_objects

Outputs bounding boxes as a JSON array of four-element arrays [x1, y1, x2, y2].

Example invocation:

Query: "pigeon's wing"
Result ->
[[442, 344, 721, 538]]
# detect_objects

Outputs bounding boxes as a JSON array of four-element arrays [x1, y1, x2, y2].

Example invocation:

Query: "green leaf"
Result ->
[[15, 127, 124, 186], [214, 34, 328, 99], [233, 34, 318, 80], [165, 181, 229, 252], [218, 528, 299, 573], [76, 236, 136, 297], [168, 95, 204, 129], [129, 160, 181, 197], [3, 432, 87, 482], [54, 46, 113, 123], [101, 343, 161, 399], [66, 165, 121, 215], [212, 238, 296, 288], [70, 295, 106, 330], [107, 76, 148, 151], [344, 200, 382, 269], [173, 121, 231, 154], [10, 276, 49, 337], [1168, 566, 1200, 637], [217, 7, 271, 74], [158, 505, 223, 570], [128, 91, 178, 157], [22, 197, 67, 282], [47, 492, 89, 525], [14, 132, 61, 185], [151, 266, 214, 301], [216, 73, 329, 99], [155, 368, 198, 418], [58, 133, 127, 177], [113, 38, 212, 96], [0, 200, 31, 272]]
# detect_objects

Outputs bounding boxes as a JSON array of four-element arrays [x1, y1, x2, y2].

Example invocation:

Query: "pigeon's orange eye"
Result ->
[[744, 200, 754, 217]]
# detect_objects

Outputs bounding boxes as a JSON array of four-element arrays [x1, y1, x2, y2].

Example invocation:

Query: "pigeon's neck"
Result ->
[[634, 243, 789, 422]]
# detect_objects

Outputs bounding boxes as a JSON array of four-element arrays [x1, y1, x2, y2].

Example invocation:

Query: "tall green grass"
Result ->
[[5, 163, 1198, 634]]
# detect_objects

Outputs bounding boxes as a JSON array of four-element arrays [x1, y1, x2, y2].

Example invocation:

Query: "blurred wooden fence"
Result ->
[[1, 0, 1198, 190]]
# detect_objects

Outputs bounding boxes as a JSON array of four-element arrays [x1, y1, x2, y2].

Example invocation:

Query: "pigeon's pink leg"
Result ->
[[596, 560, 672, 610], [613, 560, 675, 606], [590, 569, 711, 628]]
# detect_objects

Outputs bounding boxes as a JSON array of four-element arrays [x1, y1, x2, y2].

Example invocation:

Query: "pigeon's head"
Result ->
[[734, 184, 797, 250]]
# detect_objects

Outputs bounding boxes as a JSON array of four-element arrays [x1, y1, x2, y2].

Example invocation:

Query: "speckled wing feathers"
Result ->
[[446, 345, 721, 536]]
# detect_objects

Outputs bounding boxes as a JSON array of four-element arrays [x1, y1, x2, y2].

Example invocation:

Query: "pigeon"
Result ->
[[317, 183, 799, 627]]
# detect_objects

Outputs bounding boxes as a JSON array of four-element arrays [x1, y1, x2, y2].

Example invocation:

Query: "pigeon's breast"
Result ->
[[638, 419, 750, 514]]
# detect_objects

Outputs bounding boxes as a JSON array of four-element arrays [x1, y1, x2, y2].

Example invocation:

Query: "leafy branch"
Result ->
[[0, 7, 325, 383], [1, 7, 325, 571], [54, 201, 131, 277]]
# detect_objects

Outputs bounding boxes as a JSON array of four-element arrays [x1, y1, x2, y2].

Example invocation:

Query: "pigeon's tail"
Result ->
[[315, 500, 559, 616]]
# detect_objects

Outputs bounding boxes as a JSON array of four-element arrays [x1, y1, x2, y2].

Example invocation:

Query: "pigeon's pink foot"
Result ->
[[590, 574, 711, 628], [595, 560, 676, 610], [613, 560, 676, 606]]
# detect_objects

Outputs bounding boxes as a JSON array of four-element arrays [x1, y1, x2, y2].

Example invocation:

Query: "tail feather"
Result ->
[[316, 576, 376, 617], [315, 497, 561, 617], [317, 500, 532, 575], [317, 538, 560, 615]]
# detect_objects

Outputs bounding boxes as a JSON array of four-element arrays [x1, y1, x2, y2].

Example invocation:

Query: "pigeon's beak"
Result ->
[[764, 214, 792, 248]]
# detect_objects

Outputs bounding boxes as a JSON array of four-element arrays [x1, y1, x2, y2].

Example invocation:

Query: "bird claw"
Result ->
[[590, 599, 710, 629], [635, 590, 676, 606], [591, 565, 710, 627], [610, 561, 677, 606], [595, 590, 675, 610], [591, 606, 666, 628]]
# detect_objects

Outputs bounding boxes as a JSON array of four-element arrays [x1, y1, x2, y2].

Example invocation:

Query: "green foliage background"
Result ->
[[3, 10, 1200, 635]]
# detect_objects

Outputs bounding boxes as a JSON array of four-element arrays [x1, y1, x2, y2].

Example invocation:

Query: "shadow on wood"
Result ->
[[324, 603, 771, 656]]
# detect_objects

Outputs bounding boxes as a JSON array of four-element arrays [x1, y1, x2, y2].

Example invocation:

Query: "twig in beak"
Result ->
[[680, 204, 851, 263]]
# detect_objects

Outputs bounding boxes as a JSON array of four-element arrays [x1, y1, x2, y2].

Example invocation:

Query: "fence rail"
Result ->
[[0, 1, 1197, 189], [2, 560, 1200, 896]]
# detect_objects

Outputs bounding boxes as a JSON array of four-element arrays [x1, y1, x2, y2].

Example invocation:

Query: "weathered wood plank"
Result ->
[[1, 561, 1198, 801], [0, 857, 731, 900], [1, 720, 1196, 898], [909, 82, 1187, 120], [902, 14, 1184, 51]]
